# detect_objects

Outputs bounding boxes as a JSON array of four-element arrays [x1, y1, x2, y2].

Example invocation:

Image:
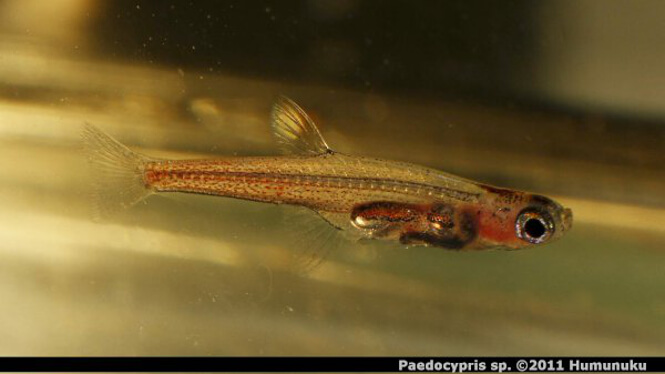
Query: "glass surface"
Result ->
[[0, 0, 663, 355]]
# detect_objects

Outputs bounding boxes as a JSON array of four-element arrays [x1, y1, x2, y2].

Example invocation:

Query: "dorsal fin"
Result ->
[[271, 96, 332, 155]]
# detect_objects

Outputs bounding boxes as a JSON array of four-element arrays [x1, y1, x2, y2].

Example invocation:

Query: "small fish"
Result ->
[[82, 97, 572, 251]]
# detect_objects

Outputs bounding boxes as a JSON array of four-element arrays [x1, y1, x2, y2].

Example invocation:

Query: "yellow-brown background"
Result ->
[[0, 0, 663, 355]]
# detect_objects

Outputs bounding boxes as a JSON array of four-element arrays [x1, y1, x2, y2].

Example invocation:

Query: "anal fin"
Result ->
[[282, 208, 355, 275]]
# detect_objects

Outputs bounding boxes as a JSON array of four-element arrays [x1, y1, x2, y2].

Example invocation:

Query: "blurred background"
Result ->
[[0, 0, 663, 355]]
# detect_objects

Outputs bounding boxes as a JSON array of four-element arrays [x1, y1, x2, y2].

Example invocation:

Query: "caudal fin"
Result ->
[[81, 123, 153, 220]]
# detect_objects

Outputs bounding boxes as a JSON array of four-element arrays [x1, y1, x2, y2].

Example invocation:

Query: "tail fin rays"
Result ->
[[81, 124, 152, 220]]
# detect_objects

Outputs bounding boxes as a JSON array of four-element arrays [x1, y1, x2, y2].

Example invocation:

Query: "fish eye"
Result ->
[[516, 209, 553, 244], [524, 218, 546, 238]]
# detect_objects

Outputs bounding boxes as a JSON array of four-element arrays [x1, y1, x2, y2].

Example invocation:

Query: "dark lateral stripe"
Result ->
[[153, 170, 481, 202]]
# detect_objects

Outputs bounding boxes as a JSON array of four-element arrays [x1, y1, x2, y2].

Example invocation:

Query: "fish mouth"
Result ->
[[562, 208, 573, 232]]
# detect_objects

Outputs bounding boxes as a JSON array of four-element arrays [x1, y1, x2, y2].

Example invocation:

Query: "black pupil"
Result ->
[[524, 218, 546, 238]]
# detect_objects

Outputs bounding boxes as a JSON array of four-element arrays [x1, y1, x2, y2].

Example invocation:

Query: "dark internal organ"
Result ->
[[351, 201, 418, 236], [350, 201, 478, 250]]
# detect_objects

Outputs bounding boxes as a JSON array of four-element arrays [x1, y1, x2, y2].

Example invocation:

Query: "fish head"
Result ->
[[474, 188, 573, 250]]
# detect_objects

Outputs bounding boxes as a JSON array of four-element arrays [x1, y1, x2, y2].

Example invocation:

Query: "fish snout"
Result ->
[[561, 208, 573, 232]]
